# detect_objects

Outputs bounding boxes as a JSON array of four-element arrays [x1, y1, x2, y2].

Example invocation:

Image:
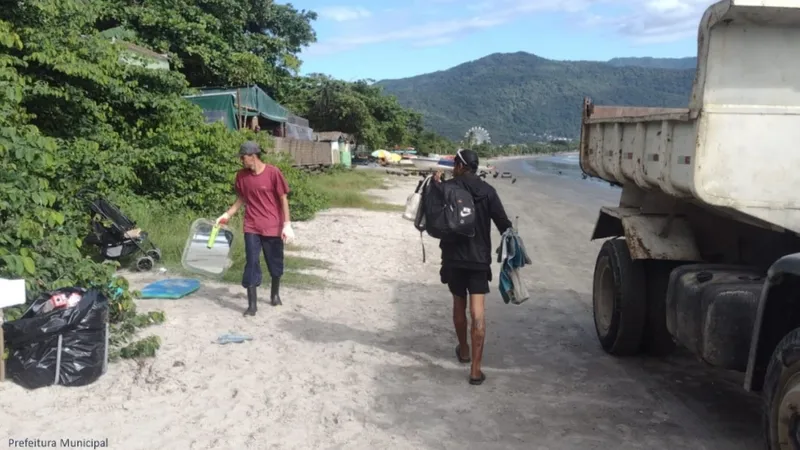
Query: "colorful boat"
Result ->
[[437, 158, 455, 169], [411, 156, 442, 171]]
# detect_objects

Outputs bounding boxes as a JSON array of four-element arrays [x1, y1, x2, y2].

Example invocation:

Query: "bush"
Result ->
[[261, 152, 329, 221]]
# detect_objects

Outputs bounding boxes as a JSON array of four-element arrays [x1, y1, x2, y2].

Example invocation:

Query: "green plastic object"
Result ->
[[340, 149, 352, 167], [207, 225, 220, 249]]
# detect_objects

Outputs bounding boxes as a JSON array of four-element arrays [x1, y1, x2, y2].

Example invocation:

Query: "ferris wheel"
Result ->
[[464, 126, 491, 145]]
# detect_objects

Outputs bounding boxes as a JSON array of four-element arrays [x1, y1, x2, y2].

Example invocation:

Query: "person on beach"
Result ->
[[433, 149, 512, 385], [216, 141, 295, 316]]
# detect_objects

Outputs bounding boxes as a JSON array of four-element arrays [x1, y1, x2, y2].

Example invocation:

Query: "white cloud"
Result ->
[[590, 0, 712, 44], [412, 36, 455, 48], [318, 6, 371, 22], [305, 0, 716, 55], [307, 1, 564, 54]]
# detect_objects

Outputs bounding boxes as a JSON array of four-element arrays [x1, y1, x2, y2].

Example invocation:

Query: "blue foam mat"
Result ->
[[140, 278, 201, 299]]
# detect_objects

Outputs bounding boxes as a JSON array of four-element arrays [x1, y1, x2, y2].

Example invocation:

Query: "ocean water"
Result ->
[[521, 153, 620, 188]]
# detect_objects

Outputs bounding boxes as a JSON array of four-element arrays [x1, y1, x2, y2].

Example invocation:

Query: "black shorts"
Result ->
[[440, 266, 490, 298]]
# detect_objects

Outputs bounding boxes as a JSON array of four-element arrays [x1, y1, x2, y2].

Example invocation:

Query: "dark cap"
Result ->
[[456, 149, 479, 171], [239, 141, 261, 156]]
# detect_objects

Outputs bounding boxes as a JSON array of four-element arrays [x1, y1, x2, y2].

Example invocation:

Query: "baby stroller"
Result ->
[[78, 190, 162, 271]]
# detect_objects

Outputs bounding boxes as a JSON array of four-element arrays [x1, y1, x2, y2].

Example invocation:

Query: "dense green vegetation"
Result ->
[[280, 74, 424, 150], [606, 57, 696, 70], [102, 0, 318, 94], [377, 51, 696, 144], [0, 0, 448, 360]]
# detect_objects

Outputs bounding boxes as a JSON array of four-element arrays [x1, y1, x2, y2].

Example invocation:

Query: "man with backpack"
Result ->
[[429, 149, 513, 385]]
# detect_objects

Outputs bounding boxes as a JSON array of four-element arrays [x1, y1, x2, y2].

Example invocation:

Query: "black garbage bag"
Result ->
[[3, 287, 109, 390]]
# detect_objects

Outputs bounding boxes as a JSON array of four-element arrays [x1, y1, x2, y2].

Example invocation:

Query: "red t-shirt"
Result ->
[[234, 165, 290, 236]]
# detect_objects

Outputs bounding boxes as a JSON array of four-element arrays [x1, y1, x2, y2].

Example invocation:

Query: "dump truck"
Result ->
[[579, 1, 800, 447]]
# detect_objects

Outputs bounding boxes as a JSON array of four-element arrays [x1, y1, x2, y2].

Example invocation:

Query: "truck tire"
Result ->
[[641, 261, 679, 356], [764, 327, 800, 449], [592, 238, 647, 356]]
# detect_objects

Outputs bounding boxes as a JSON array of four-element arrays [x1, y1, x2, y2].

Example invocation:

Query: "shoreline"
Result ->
[[486, 150, 577, 166]]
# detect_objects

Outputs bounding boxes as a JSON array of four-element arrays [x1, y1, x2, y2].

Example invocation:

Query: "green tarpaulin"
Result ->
[[184, 85, 289, 130], [185, 93, 238, 129]]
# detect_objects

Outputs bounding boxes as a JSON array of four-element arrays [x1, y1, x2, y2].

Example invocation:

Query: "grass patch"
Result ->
[[365, 196, 405, 212], [285, 243, 305, 252], [285, 255, 332, 270], [309, 170, 400, 210], [219, 254, 331, 284], [270, 271, 327, 289]]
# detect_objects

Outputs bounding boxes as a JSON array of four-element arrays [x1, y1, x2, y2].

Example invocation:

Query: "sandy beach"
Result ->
[[1, 161, 763, 449]]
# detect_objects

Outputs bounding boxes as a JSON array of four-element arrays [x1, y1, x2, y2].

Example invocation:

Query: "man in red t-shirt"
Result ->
[[216, 141, 295, 316]]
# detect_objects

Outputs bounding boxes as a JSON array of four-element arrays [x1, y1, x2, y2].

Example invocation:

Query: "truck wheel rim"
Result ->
[[596, 262, 614, 335], [777, 373, 800, 449]]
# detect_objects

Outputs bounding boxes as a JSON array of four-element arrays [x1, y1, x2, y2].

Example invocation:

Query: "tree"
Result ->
[[100, 0, 318, 89], [411, 130, 457, 156], [282, 74, 434, 150]]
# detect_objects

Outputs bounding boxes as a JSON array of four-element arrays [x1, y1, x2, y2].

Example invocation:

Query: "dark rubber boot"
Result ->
[[244, 287, 257, 316], [270, 277, 282, 306]]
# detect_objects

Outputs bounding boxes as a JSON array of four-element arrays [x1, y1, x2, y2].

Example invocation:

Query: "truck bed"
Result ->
[[579, 0, 800, 235], [579, 100, 695, 197]]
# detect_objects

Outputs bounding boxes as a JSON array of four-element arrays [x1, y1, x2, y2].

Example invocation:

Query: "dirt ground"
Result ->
[[0, 158, 763, 449]]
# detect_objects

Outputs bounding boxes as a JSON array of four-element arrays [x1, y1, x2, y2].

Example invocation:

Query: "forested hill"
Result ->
[[376, 52, 696, 144], [606, 56, 697, 70]]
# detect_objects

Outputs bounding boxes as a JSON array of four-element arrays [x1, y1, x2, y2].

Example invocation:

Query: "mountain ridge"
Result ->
[[376, 52, 697, 144]]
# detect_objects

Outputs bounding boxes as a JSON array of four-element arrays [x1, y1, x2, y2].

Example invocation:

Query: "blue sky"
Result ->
[[294, 0, 712, 81]]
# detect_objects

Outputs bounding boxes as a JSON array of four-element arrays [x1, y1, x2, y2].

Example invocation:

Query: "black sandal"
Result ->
[[469, 372, 486, 385], [455, 345, 470, 364]]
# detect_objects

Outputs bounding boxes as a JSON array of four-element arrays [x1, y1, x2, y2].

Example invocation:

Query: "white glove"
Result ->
[[215, 212, 230, 226], [282, 222, 295, 243]]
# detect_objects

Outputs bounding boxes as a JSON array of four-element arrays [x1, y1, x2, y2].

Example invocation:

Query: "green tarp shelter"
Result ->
[[184, 85, 289, 130]]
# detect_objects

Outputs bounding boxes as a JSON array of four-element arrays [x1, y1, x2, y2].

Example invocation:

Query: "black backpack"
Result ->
[[414, 179, 476, 240]]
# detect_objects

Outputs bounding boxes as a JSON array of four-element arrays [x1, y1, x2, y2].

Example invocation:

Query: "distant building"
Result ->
[[313, 131, 353, 167], [99, 26, 170, 71], [314, 131, 354, 154], [118, 41, 170, 70]]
